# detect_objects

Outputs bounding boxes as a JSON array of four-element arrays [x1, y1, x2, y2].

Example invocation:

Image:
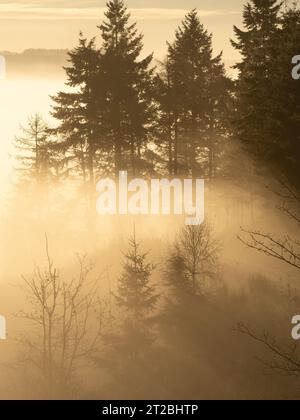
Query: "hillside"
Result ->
[[1, 49, 68, 79]]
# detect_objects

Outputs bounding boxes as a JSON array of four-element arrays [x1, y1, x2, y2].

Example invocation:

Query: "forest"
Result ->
[[0, 0, 300, 400]]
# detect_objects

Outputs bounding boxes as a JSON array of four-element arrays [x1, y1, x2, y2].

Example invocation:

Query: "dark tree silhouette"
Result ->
[[172, 224, 219, 295], [15, 114, 53, 187], [16, 238, 103, 399], [51, 34, 100, 194], [238, 184, 300, 377], [156, 10, 232, 177], [232, 1, 300, 188], [97, 0, 156, 176], [100, 231, 158, 398]]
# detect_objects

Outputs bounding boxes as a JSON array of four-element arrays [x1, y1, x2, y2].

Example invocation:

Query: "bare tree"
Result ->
[[237, 184, 300, 377], [16, 236, 104, 399], [238, 183, 300, 270], [173, 223, 219, 295], [236, 323, 300, 377]]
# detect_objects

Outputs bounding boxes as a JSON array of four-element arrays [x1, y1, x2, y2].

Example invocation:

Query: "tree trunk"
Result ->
[[167, 111, 173, 175], [208, 110, 215, 179], [190, 110, 197, 177], [130, 134, 136, 176], [174, 115, 179, 176]]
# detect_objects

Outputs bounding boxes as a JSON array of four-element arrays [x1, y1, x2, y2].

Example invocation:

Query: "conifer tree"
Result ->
[[101, 232, 158, 397], [232, 1, 300, 188], [116, 233, 157, 319], [97, 0, 155, 176], [14, 114, 65, 221], [158, 9, 232, 177], [15, 114, 54, 188], [206, 55, 233, 179], [154, 59, 181, 175], [232, 1, 282, 173], [270, 4, 300, 187], [51, 34, 101, 189], [170, 10, 212, 176]]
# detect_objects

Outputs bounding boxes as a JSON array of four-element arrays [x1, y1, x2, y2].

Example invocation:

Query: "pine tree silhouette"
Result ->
[[98, 0, 155, 176], [232, 1, 283, 177], [157, 9, 232, 177], [51, 34, 100, 191], [100, 229, 158, 398]]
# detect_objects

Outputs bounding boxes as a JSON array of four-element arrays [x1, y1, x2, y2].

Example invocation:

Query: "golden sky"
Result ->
[[0, 1, 244, 67]]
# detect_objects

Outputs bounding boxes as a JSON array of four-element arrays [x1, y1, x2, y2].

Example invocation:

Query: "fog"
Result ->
[[1, 1, 300, 401], [0, 78, 65, 210], [0, 103, 299, 398], [1, 82, 300, 401]]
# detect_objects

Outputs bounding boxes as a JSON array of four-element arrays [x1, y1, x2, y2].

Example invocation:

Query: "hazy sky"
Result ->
[[0, 1, 245, 69]]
